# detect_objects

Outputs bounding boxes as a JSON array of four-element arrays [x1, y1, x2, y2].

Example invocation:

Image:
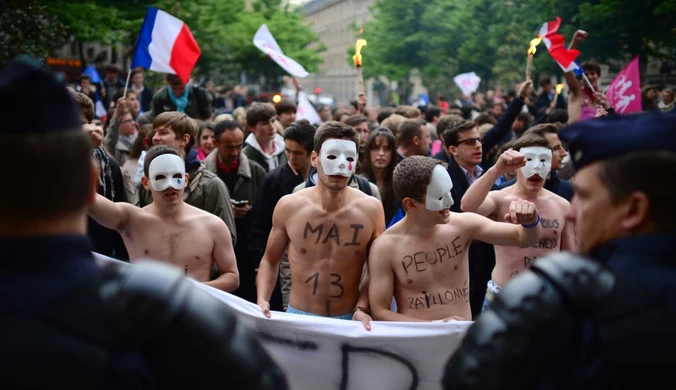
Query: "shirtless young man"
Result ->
[[368, 156, 542, 321], [88, 145, 239, 292], [256, 121, 385, 329], [461, 133, 574, 310]]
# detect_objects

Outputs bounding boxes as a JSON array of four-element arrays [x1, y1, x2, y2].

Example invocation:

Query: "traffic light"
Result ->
[[314, 87, 322, 95], [272, 94, 282, 104]]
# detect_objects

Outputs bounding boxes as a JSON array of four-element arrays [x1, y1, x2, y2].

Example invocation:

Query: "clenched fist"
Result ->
[[495, 149, 526, 175], [504, 199, 538, 225], [83, 123, 103, 148]]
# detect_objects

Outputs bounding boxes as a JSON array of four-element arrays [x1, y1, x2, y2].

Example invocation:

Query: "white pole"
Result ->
[[122, 68, 132, 97], [581, 73, 595, 93]]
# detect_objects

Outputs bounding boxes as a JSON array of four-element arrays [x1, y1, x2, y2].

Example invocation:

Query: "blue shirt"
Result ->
[[459, 164, 484, 185]]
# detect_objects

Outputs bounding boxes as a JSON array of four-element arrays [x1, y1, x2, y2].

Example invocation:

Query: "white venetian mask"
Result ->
[[426, 165, 454, 211], [148, 154, 186, 192], [320, 139, 358, 178], [519, 146, 552, 180]]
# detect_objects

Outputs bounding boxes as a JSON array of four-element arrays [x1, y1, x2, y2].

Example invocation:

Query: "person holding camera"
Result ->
[[203, 119, 267, 303]]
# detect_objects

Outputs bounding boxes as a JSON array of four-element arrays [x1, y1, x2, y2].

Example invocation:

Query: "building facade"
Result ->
[[301, 0, 375, 107]]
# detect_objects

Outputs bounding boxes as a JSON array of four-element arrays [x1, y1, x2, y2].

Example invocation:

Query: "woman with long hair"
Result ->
[[360, 127, 400, 225]]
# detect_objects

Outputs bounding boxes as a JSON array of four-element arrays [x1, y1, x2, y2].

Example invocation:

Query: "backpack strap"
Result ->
[[355, 175, 372, 196], [184, 165, 205, 201]]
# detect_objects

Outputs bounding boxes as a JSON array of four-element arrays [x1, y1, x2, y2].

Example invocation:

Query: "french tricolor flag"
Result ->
[[539, 17, 580, 73], [131, 7, 201, 83]]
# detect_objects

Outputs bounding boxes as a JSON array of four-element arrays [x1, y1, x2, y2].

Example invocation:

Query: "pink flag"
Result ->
[[605, 57, 642, 114]]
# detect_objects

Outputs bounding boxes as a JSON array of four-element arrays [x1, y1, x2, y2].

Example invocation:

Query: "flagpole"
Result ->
[[122, 67, 132, 98], [581, 73, 596, 93]]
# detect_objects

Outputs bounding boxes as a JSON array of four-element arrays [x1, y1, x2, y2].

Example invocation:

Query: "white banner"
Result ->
[[453, 72, 481, 96], [296, 91, 321, 124], [254, 24, 309, 78], [94, 254, 471, 390]]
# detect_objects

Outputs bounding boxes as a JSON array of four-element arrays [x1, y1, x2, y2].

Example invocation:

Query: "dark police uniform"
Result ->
[[0, 57, 287, 390], [443, 113, 676, 389]]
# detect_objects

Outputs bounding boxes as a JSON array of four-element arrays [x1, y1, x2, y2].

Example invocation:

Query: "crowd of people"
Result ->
[[2, 28, 675, 389]]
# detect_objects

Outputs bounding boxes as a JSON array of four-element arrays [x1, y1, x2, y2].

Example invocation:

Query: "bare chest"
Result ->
[[123, 218, 214, 269], [392, 234, 469, 288], [286, 210, 375, 260], [495, 198, 567, 270]]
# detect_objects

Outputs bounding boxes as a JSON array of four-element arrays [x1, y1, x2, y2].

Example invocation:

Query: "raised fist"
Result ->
[[357, 92, 367, 114], [504, 199, 538, 225], [572, 30, 588, 43], [518, 80, 533, 100], [83, 123, 103, 148], [495, 149, 526, 175]]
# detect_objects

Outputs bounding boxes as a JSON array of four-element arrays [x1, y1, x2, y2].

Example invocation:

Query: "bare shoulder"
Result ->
[[491, 188, 511, 202], [277, 190, 310, 209], [370, 230, 397, 255], [350, 187, 382, 212], [541, 189, 571, 209], [186, 203, 225, 226]]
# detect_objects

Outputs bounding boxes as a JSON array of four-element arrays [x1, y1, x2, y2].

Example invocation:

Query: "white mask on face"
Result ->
[[148, 154, 186, 192], [320, 139, 358, 178], [426, 165, 454, 211], [519, 146, 552, 180]]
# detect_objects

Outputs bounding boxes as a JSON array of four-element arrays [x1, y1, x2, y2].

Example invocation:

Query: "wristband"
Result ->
[[522, 214, 540, 229], [352, 306, 369, 315]]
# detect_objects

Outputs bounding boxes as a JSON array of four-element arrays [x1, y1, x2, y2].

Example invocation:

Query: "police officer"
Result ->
[[443, 112, 676, 389], [0, 57, 287, 389]]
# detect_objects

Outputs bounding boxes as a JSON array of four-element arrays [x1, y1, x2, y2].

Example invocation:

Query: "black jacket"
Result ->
[[481, 97, 526, 170], [447, 156, 498, 318], [592, 233, 676, 387], [148, 85, 212, 122], [0, 236, 152, 388], [88, 156, 128, 261]]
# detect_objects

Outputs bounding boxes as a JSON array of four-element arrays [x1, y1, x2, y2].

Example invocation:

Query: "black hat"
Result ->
[[559, 113, 676, 171], [0, 55, 82, 134]]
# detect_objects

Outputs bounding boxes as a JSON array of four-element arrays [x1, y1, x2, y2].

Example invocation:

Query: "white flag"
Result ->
[[453, 72, 481, 96], [296, 92, 321, 124], [254, 24, 309, 78]]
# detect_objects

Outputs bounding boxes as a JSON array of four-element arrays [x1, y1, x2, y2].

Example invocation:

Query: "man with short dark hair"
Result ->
[[368, 156, 541, 321], [256, 121, 385, 329], [204, 120, 266, 301], [533, 76, 566, 118], [498, 124, 573, 201], [250, 120, 317, 309], [101, 64, 125, 109], [345, 114, 370, 154], [144, 74, 212, 124], [432, 114, 464, 164], [0, 57, 286, 389], [425, 105, 442, 141], [462, 133, 574, 310], [396, 118, 432, 160], [78, 74, 98, 103], [557, 113, 676, 387], [243, 102, 287, 172], [275, 99, 297, 129], [139, 111, 237, 244], [89, 145, 239, 292]]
